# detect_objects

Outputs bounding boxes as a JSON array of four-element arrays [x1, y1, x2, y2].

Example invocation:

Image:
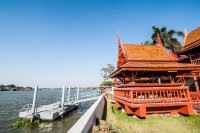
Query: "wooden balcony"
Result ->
[[114, 86, 194, 117]]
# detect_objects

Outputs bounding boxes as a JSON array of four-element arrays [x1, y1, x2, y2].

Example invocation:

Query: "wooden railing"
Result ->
[[191, 58, 200, 65], [190, 92, 200, 102], [176, 77, 186, 83], [118, 83, 183, 87], [114, 86, 191, 104]]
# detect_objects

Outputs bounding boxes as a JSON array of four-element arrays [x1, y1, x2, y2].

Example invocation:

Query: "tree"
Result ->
[[100, 81, 113, 86], [100, 68, 109, 81], [142, 40, 152, 45], [107, 64, 115, 74], [100, 64, 115, 81], [9, 84, 16, 89], [151, 26, 184, 52]]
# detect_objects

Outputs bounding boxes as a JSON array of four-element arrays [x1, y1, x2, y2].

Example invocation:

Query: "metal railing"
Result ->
[[20, 90, 100, 116], [20, 103, 57, 115], [66, 91, 100, 103], [21, 104, 33, 112]]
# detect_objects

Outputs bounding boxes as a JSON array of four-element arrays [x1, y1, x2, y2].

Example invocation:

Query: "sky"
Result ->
[[0, 0, 200, 88]]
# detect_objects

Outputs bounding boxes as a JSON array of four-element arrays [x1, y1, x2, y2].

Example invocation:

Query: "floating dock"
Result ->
[[19, 86, 100, 121]]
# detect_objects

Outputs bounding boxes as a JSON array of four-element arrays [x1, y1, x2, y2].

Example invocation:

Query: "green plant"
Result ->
[[100, 81, 113, 86], [12, 118, 40, 128]]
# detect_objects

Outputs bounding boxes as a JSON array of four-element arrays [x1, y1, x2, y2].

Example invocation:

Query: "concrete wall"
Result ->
[[68, 95, 105, 133]]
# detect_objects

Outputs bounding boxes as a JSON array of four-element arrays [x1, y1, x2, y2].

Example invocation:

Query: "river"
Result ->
[[0, 89, 96, 133]]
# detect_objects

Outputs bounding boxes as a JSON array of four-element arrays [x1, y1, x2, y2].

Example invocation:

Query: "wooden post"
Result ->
[[131, 71, 135, 84], [131, 71, 138, 84], [172, 76, 175, 83], [193, 73, 199, 92], [123, 76, 125, 84], [169, 73, 172, 83], [130, 90, 133, 103]]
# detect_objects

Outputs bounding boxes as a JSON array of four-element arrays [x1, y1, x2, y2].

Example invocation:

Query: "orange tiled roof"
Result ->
[[184, 27, 200, 46], [122, 44, 175, 61], [183, 27, 200, 51]]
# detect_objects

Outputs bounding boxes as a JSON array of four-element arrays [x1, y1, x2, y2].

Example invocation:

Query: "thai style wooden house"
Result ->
[[178, 27, 200, 103], [110, 34, 200, 118]]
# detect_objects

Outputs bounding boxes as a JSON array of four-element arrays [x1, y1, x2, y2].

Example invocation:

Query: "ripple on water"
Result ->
[[0, 89, 96, 133]]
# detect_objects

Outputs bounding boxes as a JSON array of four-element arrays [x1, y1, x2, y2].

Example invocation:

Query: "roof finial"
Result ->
[[157, 33, 164, 47], [184, 29, 188, 36], [156, 33, 170, 55], [157, 33, 178, 60], [183, 29, 188, 45], [169, 49, 178, 60], [118, 32, 121, 46]]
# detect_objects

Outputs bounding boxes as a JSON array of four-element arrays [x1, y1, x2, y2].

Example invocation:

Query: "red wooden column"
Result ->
[[130, 90, 133, 103], [131, 71, 138, 84], [193, 73, 199, 92], [169, 73, 175, 83]]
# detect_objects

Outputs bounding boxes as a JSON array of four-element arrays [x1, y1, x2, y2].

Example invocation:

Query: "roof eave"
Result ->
[[109, 67, 200, 78], [181, 39, 200, 53], [109, 68, 122, 78]]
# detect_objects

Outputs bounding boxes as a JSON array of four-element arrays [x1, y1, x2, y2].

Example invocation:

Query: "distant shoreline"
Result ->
[[0, 85, 33, 91], [0, 86, 101, 91]]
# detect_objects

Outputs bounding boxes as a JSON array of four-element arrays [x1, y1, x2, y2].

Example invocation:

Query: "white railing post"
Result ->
[[61, 86, 65, 111], [111, 86, 114, 95], [77, 86, 79, 101], [32, 85, 38, 114], [158, 78, 161, 84], [68, 86, 71, 101]]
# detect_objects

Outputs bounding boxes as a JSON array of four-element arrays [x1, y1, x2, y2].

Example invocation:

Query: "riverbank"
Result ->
[[0, 84, 33, 91], [91, 93, 200, 133]]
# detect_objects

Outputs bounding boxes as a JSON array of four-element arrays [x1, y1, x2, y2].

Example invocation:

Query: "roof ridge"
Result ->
[[188, 27, 200, 34], [122, 44, 156, 46]]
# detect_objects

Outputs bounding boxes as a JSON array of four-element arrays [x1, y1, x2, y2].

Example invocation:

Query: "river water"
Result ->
[[0, 89, 96, 133]]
